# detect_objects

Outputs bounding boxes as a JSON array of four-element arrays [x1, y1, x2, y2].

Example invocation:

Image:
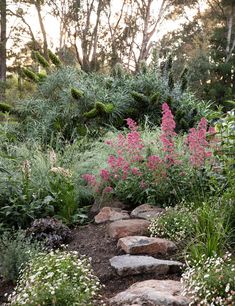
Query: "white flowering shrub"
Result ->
[[8, 250, 102, 306], [149, 206, 194, 242], [182, 253, 235, 305]]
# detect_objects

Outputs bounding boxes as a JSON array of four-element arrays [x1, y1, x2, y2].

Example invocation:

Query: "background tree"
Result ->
[[159, 0, 235, 106], [0, 0, 7, 101]]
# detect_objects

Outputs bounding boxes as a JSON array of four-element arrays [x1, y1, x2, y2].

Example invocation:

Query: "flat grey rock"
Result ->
[[131, 204, 165, 220], [109, 254, 182, 276], [109, 279, 190, 305]]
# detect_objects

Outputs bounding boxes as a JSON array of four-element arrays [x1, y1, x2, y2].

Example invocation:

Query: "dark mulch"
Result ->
[[68, 223, 181, 304], [0, 279, 14, 305], [0, 222, 181, 305]]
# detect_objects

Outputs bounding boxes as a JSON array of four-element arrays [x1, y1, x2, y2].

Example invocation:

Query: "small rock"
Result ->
[[110, 279, 190, 305], [109, 254, 182, 276], [131, 204, 165, 220], [107, 219, 150, 239], [95, 207, 130, 224], [91, 198, 126, 215], [117, 236, 177, 255]]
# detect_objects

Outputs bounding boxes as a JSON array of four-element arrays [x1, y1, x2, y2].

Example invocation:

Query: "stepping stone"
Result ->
[[117, 236, 177, 255], [109, 255, 182, 276], [131, 204, 165, 220], [107, 219, 150, 239], [95, 207, 130, 224], [91, 198, 126, 215], [109, 279, 190, 305]]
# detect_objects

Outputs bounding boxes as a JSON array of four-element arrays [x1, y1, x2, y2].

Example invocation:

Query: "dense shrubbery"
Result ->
[[0, 231, 43, 283], [0, 144, 90, 228], [182, 253, 235, 305], [16, 64, 209, 144], [7, 250, 101, 306]]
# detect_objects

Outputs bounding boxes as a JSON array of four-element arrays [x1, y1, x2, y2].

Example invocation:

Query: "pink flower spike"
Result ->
[[100, 169, 110, 181], [125, 118, 138, 131], [160, 103, 178, 165], [82, 174, 97, 187]]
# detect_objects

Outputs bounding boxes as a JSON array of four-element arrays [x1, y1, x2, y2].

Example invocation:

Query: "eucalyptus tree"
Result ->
[[0, 0, 7, 100]]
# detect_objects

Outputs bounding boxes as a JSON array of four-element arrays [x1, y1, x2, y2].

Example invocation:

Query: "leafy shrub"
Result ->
[[8, 250, 101, 306], [0, 146, 88, 228], [0, 231, 43, 283], [182, 253, 235, 305], [26, 218, 72, 249], [149, 206, 195, 242], [83, 103, 218, 206]]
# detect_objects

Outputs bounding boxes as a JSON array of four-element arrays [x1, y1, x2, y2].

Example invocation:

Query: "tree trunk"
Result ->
[[35, 0, 48, 58], [0, 0, 7, 101]]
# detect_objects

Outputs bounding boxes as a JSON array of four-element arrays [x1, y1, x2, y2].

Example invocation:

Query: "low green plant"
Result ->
[[149, 205, 195, 242], [182, 252, 235, 305], [0, 230, 43, 283], [0, 145, 89, 228], [8, 250, 102, 306], [187, 201, 233, 263]]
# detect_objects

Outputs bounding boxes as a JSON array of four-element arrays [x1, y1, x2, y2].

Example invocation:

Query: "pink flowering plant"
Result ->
[[82, 103, 218, 206]]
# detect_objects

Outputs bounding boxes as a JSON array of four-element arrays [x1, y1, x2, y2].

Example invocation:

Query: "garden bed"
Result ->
[[0, 222, 181, 305]]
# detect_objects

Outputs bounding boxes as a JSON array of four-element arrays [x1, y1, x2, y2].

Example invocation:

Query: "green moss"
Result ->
[[22, 68, 39, 83], [105, 103, 115, 113], [48, 50, 62, 67], [71, 88, 84, 100], [37, 72, 47, 82], [33, 51, 50, 69], [95, 101, 106, 113], [84, 108, 98, 119], [76, 124, 87, 136], [131, 91, 149, 105]]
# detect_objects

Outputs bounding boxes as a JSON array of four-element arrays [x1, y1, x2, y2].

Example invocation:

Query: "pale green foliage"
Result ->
[[8, 250, 101, 306], [0, 231, 43, 282], [16, 65, 209, 144], [149, 205, 195, 242]]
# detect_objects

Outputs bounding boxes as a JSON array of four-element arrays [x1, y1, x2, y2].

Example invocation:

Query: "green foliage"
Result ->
[[0, 144, 90, 228], [16, 65, 208, 144], [187, 201, 231, 263], [0, 231, 43, 283], [8, 250, 101, 306], [0, 102, 12, 113], [180, 67, 188, 92], [149, 205, 195, 242], [182, 253, 235, 305]]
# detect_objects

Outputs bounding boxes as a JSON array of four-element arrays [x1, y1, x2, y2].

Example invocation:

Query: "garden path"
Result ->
[[69, 204, 190, 306]]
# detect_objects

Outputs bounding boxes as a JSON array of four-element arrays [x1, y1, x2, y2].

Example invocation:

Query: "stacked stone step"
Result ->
[[94, 204, 190, 306]]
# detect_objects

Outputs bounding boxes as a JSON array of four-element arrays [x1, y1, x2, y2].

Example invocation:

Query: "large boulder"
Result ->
[[109, 279, 190, 305], [109, 254, 182, 276], [95, 207, 130, 224]]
